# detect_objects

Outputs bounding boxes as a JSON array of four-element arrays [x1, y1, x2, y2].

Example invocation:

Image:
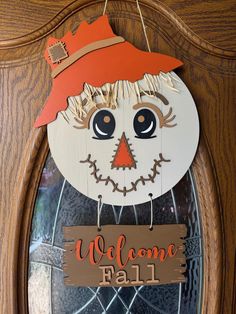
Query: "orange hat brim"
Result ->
[[34, 20, 182, 128]]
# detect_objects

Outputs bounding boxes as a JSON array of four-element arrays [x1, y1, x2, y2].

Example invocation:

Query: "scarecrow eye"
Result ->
[[92, 110, 115, 140], [133, 109, 157, 139]]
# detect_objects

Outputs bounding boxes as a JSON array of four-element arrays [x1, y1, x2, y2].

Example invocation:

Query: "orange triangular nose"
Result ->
[[111, 132, 136, 169]]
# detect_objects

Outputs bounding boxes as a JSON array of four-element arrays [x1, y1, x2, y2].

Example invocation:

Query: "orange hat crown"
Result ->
[[45, 16, 117, 71]]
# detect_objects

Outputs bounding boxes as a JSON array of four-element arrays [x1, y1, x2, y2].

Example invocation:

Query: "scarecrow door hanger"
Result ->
[[35, 14, 199, 287]]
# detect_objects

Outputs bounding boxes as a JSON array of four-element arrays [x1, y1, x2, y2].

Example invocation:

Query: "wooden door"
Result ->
[[0, 1, 235, 313]]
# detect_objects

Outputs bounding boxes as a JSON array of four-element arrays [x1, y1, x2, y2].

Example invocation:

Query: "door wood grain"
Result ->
[[0, 1, 235, 313]]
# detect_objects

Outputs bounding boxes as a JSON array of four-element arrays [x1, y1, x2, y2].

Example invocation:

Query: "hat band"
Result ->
[[51, 36, 125, 79]]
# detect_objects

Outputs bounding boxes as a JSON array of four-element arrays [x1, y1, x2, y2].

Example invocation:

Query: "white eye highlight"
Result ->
[[95, 123, 108, 136], [141, 121, 154, 134]]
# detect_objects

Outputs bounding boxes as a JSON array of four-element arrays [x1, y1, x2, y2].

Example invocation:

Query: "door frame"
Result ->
[[2, 0, 234, 312]]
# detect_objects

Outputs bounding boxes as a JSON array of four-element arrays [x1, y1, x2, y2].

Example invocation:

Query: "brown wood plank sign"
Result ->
[[64, 225, 187, 287]]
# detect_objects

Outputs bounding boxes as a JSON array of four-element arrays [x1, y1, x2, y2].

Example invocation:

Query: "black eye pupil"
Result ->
[[133, 109, 156, 139], [93, 110, 115, 140]]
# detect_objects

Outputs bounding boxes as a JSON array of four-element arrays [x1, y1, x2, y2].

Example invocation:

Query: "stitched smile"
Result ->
[[80, 153, 170, 196]]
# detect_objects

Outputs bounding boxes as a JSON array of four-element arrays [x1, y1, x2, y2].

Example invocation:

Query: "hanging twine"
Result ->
[[102, 0, 151, 52], [97, 195, 103, 231], [136, 0, 151, 52], [103, 0, 108, 15], [149, 193, 153, 230]]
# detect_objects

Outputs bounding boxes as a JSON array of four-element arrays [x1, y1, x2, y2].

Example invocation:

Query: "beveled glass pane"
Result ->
[[28, 263, 51, 314], [28, 153, 203, 313]]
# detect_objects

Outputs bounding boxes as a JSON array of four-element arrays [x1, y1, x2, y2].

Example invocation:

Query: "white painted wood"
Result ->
[[47, 72, 199, 205]]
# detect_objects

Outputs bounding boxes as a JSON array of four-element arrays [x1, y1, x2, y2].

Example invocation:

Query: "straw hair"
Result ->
[[60, 72, 179, 128]]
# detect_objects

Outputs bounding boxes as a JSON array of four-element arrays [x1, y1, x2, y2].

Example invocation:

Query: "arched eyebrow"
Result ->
[[133, 102, 176, 128], [140, 91, 169, 106], [70, 90, 169, 129], [72, 91, 115, 129], [73, 103, 112, 129]]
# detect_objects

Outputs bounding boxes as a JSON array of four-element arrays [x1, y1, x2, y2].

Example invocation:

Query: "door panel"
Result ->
[[0, 1, 235, 313]]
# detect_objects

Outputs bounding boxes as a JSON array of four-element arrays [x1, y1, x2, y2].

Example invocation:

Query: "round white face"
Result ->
[[47, 72, 199, 206]]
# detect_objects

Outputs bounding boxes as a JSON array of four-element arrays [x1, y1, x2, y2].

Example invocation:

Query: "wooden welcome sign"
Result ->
[[63, 225, 187, 287]]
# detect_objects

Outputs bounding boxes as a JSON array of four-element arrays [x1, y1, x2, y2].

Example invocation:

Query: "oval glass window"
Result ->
[[28, 153, 203, 314]]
